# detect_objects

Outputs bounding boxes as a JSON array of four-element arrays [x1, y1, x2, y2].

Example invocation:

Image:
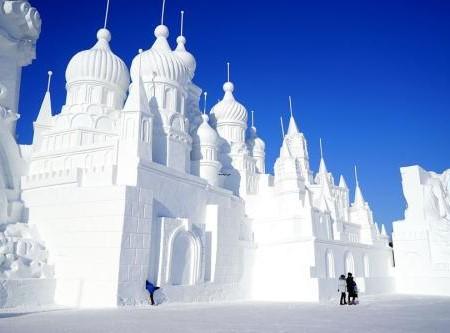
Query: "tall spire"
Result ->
[[36, 71, 53, 124], [318, 138, 328, 174], [161, 0, 166, 25], [287, 96, 299, 135], [280, 116, 285, 139], [103, 0, 110, 29], [381, 224, 387, 236], [222, 62, 235, 101], [203, 91, 208, 115], [353, 165, 365, 207], [180, 10, 184, 36]]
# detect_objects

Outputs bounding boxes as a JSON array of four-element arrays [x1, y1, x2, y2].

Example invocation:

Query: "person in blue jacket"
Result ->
[[145, 280, 160, 306]]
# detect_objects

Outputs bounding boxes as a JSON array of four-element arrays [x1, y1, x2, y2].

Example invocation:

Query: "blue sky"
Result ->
[[19, 0, 450, 233]]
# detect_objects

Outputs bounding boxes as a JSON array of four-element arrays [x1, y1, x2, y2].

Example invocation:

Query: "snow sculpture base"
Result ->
[[0, 278, 56, 308], [393, 166, 450, 296]]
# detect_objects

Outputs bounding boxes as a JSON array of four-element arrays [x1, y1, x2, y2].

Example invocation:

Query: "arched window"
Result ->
[[363, 254, 370, 277], [345, 252, 355, 275], [326, 250, 335, 278]]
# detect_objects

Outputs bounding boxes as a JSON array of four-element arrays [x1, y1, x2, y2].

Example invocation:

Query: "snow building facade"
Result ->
[[0, 1, 395, 307]]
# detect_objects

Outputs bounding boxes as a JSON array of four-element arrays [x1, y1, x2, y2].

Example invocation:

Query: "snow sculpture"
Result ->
[[4, 0, 396, 308], [393, 166, 450, 295], [0, 223, 52, 279]]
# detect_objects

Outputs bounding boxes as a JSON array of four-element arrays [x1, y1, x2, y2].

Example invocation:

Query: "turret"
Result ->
[[246, 111, 266, 174], [191, 92, 221, 185], [118, 49, 153, 181]]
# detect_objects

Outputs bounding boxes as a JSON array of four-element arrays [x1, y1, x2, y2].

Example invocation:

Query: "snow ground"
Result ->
[[1, 294, 450, 333]]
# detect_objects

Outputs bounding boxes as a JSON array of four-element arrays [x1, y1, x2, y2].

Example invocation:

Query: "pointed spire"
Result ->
[[222, 62, 235, 101], [124, 49, 150, 113], [180, 10, 184, 36], [381, 224, 387, 236], [36, 71, 53, 125], [103, 0, 110, 29], [318, 138, 328, 174], [339, 175, 348, 189], [161, 0, 166, 25], [287, 96, 299, 135], [203, 91, 208, 115], [280, 116, 285, 139], [353, 165, 365, 207]]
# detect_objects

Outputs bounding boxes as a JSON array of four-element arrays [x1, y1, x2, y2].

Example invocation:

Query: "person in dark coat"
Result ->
[[346, 273, 357, 305], [338, 274, 347, 305], [145, 280, 160, 306]]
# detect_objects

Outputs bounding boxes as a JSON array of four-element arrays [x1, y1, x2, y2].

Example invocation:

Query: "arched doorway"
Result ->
[[345, 252, 355, 275], [170, 231, 199, 286]]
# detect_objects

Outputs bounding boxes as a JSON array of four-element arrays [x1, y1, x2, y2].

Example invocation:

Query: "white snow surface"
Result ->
[[1, 294, 450, 333]]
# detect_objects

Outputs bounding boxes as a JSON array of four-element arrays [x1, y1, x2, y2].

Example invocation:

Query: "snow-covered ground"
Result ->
[[1, 294, 450, 333]]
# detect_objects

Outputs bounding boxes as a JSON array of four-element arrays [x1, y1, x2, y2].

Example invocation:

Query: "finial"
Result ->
[[280, 116, 285, 138], [319, 138, 323, 160], [227, 62, 230, 82], [288, 96, 293, 118], [138, 49, 144, 77], [180, 10, 184, 36], [46, 71, 53, 93], [161, 0, 166, 25], [354, 165, 359, 187], [251, 110, 255, 128], [203, 91, 208, 115], [103, 0, 110, 29]]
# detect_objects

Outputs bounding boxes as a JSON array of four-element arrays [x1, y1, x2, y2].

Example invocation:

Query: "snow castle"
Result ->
[[0, 0, 398, 307]]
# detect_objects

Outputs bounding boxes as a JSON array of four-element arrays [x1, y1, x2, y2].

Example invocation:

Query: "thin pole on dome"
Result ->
[[251, 110, 254, 128], [354, 165, 359, 187], [227, 62, 230, 82], [180, 10, 184, 36], [103, 0, 110, 29], [319, 138, 324, 160], [280, 116, 285, 139], [46, 70, 53, 93], [138, 49, 143, 77], [161, 0, 166, 25], [203, 91, 208, 115], [288, 96, 294, 118]]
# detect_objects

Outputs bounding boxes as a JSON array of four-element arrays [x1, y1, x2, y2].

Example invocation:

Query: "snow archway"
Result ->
[[345, 252, 355, 275], [169, 231, 200, 286]]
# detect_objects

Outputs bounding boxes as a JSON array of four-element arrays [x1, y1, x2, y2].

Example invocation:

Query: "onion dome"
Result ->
[[196, 114, 218, 145], [130, 25, 189, 84], [210, 81, 247, 124], [174, 35, 196, 80], [254, 136, 266, 152], [65, 29, 130, 91]]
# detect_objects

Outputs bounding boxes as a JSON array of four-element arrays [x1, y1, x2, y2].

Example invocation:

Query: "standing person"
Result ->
[[338, 274, 347, 305], [346, 273, 356, 305], [145, 280, 160, 306]]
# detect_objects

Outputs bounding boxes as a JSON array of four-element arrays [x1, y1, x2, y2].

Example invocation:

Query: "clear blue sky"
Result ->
[[19, 0, 450, 233]]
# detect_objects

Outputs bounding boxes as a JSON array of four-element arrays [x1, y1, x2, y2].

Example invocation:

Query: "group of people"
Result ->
[[338, 273, 359, 305]]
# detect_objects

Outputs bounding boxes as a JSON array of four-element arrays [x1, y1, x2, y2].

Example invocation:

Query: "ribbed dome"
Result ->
[[211, 82, 247, 124], [196, 114, 218, 145], [174, 36, 196, 80], [130, 25, 189, 84], [65, 29, 130, 91]]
